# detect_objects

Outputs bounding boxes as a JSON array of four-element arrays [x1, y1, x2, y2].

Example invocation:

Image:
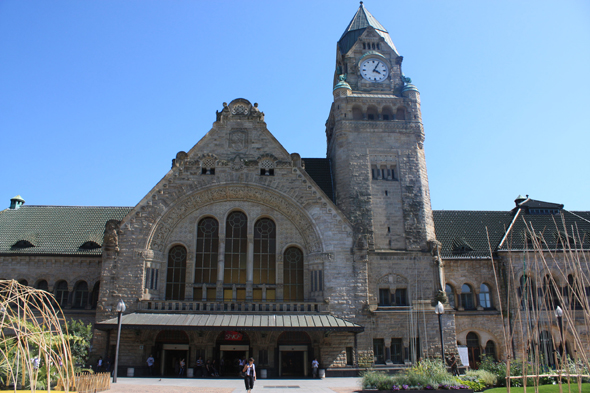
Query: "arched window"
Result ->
[[445, 284, 456, 308], [519, 275, 537, 310], [367, 105, 378, 120], [195, 218, 219, 285], [479, 284, 492, 309], [539, 330, 555, 368], [484, 340, 497, 361], [72, 281, 89, 309], [543, 275, 559, 309], [36, 280, 49, 292], [395, 107, 406, 120], [166, 245, 187, 300], [91, 282, 100, 309], [254, 218, 276, 285], [18, 279, 28, 286], [567, 274, 582, 310], [225, 212, 247, 285], [55, 281, 69, 306], [461, 284, 475, 310], [284, 247, 304, 301], [382, 106, 394, 120], [466, 332, 481, 369], [352, 105, 363, 120]]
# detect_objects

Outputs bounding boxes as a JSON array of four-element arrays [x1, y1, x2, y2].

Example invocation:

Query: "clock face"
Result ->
[[360, 58, 389, 82]]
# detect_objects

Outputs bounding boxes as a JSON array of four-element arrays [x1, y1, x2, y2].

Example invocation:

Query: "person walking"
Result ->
[[196, 356, 204, 377], [179, 358, 186, 376], [242, 357, 256, 393], [449, 354, 459, 376], [146, 354, 155, 376], [311, 358, 319, 378], [97, 356, 103, 372]]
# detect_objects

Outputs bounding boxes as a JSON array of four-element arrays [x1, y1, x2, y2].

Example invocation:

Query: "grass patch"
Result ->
[[486, 383, 590, 393]]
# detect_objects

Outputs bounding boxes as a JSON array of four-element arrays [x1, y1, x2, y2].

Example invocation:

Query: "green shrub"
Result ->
[[461, 379, 487, 391], [465, 369, 498, 386], [362, 370, 395, 389]]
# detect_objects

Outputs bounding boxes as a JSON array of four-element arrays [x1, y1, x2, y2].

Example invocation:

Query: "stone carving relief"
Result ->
[[216, 99, 265, 122], [148, 186, 323, 254], [103, 220, 121, 253], [229, 130, 247, 152]]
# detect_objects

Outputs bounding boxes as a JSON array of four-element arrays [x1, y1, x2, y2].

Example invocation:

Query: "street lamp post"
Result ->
[[113, 299, 126, 383], [555, 306, 565, 359], [435, 301, 445, 364]]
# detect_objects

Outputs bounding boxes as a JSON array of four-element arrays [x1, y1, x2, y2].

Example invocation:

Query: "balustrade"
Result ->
[[139, 300, 325, 313]]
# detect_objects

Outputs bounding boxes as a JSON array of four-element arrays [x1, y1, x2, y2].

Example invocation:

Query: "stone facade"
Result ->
[[1, 3, 588, 379]]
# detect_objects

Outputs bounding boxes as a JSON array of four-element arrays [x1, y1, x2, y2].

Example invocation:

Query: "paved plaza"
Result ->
[[104, 377, 363, 393]]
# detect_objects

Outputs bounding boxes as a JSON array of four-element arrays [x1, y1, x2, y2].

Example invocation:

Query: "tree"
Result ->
[[65, 320, 93, 369]]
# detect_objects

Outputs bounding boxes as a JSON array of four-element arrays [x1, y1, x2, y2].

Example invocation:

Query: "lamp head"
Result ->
[[116, 299, 126, 313], [434, 301, 445, 315], [555, 305, 563, 318]]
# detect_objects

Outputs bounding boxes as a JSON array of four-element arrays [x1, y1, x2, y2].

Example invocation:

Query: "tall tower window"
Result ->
[[195, 218, 219, 285], [225, 212, 247, 284], [283, 247, 304, 301], [253, 219, 276, 284], [166, 245, 187, 300]]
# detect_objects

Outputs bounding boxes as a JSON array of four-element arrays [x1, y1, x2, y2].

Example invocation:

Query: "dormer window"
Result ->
[[80, 241, 101, 250], [12, 240, 34, 249]]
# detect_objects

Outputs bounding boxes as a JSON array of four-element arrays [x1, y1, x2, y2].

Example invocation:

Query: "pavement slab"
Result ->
[[104, 377, 363, 393]]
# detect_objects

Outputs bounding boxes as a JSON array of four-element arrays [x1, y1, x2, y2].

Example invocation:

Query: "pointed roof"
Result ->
[[338, 3, 398, 56]]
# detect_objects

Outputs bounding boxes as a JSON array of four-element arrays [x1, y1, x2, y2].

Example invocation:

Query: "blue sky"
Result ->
[[1, 1, 589, 211]]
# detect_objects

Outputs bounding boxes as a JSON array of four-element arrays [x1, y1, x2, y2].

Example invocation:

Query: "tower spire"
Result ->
[[338, 3, 398, 55]]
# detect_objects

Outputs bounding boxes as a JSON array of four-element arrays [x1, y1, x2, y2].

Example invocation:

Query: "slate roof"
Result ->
[[96, 313, 364, 332], [338, 3, 398, 56], [302, 158, 335, 202], [499, 210, 590, 251], [433, 204, 590, 259], [0, 205, 132, 256], [433, 211, 512, 259]]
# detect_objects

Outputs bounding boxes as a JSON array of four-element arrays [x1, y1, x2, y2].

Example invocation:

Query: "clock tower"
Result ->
[[326, 3, 436, 253]]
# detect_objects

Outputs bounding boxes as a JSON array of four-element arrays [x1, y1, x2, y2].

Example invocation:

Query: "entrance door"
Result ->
[[220, 344, 249, 378], [161, 344, 189, 376], [279, 345, 308, 377]]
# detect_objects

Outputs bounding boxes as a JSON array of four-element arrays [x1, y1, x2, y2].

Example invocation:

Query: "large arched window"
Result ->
[[284, 247, 304, 301], [479, 284, 492, 309], [72, 281, 89, 309], [166, 245, 187, 300], [461, 284, 475, 310], [225, 212, 247, 284], [54, 281, 69, 307], [195, 218, 219, 284], [254, 218, 276, 285], [445, 284, 456, 308]]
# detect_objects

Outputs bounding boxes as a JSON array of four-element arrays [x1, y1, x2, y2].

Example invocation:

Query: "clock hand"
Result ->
[[373, 62, 380, 72], [373, 69, 381, 75]]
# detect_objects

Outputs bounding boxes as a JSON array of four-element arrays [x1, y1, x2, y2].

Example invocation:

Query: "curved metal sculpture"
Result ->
[[0, 279, 74, 392]]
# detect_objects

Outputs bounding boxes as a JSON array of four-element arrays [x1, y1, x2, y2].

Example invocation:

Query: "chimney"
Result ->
[[9, 195, 25, 210]]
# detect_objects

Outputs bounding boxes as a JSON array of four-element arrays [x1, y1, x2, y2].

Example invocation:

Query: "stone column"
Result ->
[[384, 337, 392, 365], [246, 234, 254, 300], [217, 235, 225, 300]]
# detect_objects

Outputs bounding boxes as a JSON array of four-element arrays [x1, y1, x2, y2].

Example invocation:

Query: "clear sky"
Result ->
[[1, 1, 589, 211]]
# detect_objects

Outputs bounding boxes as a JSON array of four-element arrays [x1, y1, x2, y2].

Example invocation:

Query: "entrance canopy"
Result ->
[[95, 313, 364, 332]]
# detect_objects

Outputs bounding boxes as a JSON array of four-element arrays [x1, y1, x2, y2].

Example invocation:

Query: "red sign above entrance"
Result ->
[[224, 331, 243, 341]]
